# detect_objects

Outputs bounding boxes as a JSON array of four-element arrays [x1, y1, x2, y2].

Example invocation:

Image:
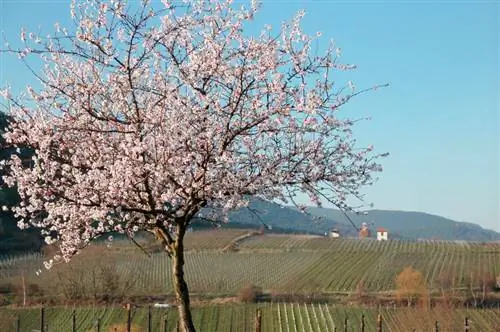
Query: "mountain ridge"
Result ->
[[224, 199, 500, 241], [303, 207, 500, 241]]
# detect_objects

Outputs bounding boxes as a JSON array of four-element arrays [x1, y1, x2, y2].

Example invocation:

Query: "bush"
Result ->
[[27, 283, 43, 296], [0, 283, 17, 294], [50, 245, 137, 303], [395, 266, 427, 307], [0, 294, 11, 306], [237, 284, 262, 303]]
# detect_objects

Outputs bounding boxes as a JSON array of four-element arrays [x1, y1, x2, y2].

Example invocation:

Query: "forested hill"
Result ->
[[225, 199, 500, 241], [301, 207, 500, 241]]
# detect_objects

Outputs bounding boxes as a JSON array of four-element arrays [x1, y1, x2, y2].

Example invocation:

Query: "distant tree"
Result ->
[[237, 284, 263, 303], [0, 0, 387, 330], [464, 269, 495, 307], [436, 269, 456, 308], [352, 278, 367, 303], [395, 266, 427, 307], [49, 245, 137, 303]]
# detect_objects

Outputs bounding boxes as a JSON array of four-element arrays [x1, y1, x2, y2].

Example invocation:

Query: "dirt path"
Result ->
[[221, 231, 259, 252]]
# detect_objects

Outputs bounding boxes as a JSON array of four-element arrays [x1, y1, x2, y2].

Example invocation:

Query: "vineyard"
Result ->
[[1, 232, 499, 296], [1, 303, 499, 331]]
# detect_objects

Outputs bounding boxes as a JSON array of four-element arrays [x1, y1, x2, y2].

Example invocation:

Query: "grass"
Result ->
[[1, 230, 499, 331], [1, 232, 499, 297], [1, 304, 499, 332]]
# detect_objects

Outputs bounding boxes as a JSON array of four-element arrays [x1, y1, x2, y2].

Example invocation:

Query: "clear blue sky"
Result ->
[[0, 1, 498, 231]]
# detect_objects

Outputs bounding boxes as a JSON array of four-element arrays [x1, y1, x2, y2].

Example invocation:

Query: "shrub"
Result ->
[[27, 283, 43, 296], [0, 283, 17, 294], [0, 294, 11, 306], [237, 284, 262, 303], [395, 266, 427, 307]]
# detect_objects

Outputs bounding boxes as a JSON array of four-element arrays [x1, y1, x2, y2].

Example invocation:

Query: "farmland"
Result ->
[[1, 303, 500, 332], [1, 230, 499, 331], [1, 231, 499, 296]]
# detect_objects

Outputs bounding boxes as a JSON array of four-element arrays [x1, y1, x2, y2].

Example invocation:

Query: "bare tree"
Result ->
[[436, 269, 456, 308], [464, 269, 495, 307], [50, 245, 136, 303]]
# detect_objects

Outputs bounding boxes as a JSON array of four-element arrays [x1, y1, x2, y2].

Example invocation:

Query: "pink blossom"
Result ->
[[0, 88, 11, 99], [2, 1, 387, 329]]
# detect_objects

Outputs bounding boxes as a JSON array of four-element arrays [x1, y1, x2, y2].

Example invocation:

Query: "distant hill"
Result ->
[[225, 198, 358, 237], [221, 199, 500, 241], [302, 207, 500, 241]]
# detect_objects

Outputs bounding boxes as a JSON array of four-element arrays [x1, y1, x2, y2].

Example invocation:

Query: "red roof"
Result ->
[[377, 228, 387, 232]]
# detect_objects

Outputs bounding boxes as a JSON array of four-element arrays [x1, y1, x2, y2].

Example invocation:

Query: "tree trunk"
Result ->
[[21, 270, 26, 307], [172, 235, 196, 332]]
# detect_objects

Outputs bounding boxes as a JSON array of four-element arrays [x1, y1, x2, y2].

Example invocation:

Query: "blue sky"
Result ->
[[0, 1, 498, 231]]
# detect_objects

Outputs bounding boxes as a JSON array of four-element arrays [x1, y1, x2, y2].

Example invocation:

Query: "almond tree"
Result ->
[[0, 0, 387, 330]]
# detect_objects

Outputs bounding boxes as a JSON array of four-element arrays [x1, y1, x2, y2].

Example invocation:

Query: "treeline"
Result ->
[[0, 245, 138, 307]]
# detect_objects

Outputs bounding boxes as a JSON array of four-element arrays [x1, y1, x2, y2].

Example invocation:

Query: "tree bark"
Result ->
[[172, 230, 196, 332]]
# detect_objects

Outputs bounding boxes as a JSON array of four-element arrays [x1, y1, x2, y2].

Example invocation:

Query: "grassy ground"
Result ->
[[1, 303, 499, 332], [1, 230, 499, 332], [1, 232, 499, 298]]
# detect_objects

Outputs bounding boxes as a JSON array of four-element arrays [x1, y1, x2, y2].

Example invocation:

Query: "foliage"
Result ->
[[0, 282, 17, 294], [395, 266, 427, 307]]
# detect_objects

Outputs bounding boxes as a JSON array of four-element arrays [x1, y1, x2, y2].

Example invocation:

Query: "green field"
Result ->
[[1, 231, 500, 331], [1, 232, 499, 296], [1, 304, 499, 332]]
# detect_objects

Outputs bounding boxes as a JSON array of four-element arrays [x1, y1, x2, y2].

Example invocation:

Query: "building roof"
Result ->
[[377, 228, 387, 233]]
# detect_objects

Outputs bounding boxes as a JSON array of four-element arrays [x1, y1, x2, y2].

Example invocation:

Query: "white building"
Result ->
[[377, 228, 388, 241], [329, 229, 340, 238]]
